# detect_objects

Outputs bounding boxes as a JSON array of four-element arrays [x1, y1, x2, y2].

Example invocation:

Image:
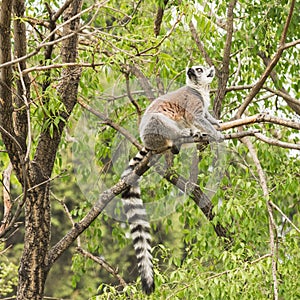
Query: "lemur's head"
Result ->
[[186, 65, 215, 89]]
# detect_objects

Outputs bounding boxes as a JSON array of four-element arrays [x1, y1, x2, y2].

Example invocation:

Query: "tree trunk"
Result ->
[[0, 0, 83, 298], [17, 166, 51, 299]]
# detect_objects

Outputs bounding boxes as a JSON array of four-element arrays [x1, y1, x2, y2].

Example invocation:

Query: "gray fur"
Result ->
[[140, 65, 223, 153]]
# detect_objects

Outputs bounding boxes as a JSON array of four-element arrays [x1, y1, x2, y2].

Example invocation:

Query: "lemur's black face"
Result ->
[[186, 65, 215, 86]]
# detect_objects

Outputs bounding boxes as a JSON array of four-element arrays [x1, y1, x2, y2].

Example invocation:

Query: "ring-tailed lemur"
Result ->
[[121, 65, 223, 294]]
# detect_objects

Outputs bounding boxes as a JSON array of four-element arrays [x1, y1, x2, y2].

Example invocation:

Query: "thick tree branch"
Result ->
[[154, 0, 169, 37], [47, 150, 153, 265], [258, 51, 300, 115], [213, 0, 237, 118], [220, 113, 300, 131]]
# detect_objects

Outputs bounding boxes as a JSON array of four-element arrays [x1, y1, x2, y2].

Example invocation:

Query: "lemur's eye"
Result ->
[[196, 67, 203, 73]]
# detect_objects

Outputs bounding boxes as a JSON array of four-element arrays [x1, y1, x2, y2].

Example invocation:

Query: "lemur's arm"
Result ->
[[194, 114, 224, 141], [205, 111, 221, 127]]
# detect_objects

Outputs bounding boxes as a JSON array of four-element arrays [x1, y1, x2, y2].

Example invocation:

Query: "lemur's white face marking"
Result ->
[[186, 65, 215, 87]]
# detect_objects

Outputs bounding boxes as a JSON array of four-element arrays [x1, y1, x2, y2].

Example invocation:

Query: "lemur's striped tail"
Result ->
[[121, 148, 155, 295]]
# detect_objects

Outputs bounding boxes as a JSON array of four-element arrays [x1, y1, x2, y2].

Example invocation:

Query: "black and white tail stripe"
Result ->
[[121, 148, 155, 295]]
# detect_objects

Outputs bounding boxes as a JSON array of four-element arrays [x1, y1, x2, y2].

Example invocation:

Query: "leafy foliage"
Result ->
[[0, 0, 299, 299]]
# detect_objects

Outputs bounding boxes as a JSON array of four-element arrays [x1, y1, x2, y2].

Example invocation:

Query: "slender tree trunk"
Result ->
[[0, 0, 83, 298], [17, 167, 51, 299]]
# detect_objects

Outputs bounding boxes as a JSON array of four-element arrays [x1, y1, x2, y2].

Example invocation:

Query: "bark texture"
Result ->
[[0, 0, 82, 299]]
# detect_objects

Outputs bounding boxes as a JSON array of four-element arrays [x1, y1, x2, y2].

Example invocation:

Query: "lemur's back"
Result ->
[[145, 86, 206, 126]]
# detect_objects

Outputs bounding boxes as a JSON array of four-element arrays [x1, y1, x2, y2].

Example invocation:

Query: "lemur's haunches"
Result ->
[[121, 65, 223, 294]]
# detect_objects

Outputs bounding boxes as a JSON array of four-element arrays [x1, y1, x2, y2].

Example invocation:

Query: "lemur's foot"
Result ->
[[193, 131, 207, 139]]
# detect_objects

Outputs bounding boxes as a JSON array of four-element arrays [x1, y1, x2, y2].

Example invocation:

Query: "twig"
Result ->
[[0, 2, 108, 70], [22, 62, 104, 75], [77, 98, 142, 150], [264, 86, 300, 107], [77, 247, 127, 289], [138, 12, 183, 56], [0, 125, 23, 151], [269, 201, 300, 234], [254, 132, 300, 150], [125, 72, 142, 124], [51, 191, 81, 247]]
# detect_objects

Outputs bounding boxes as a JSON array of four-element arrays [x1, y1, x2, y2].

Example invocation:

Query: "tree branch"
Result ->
[[258, 51, 300, 115], [77, 98, 142, 150], [254, 132, 300, 150], [235, 0, 296, 119], [125, 72, 142, 124], [220, 113, 300, 131], [47, 150, 154, 266], [268, 201, 300, 234], [189, 21, 214, 68], [154, 0, 169, 37], [213, 0, 237, 118], [240, 136, 278, 300], [77, 247, 127, 289]]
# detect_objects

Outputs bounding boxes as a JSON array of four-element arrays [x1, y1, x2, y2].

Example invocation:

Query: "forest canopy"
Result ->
[[0, 0, 299, 299]]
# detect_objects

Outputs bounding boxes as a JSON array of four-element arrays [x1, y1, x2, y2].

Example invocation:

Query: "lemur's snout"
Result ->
[[207, 68, 214, 78]]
